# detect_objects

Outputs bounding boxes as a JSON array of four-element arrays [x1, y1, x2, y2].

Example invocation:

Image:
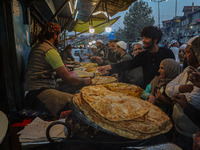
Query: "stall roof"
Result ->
[[28, 0, 136, 32], [73, 16, 120, 34]]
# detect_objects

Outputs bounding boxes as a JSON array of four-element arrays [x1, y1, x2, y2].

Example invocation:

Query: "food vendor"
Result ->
[[24, 22, 91, 117]]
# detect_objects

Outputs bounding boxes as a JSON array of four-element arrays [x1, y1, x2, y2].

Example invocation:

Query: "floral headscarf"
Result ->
[[44, 22, 61, 34]]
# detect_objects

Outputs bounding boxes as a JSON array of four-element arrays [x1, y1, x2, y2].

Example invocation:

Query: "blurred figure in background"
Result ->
[[170, 40, 180, 62], [126, 43, 144, 88], [131, 43, 144, 57], [60, 44, 74, 63], [96, 39, 107, 58], [178, 44, 187, 72], [161, 40, 169, 49], [79, 49, 88, 62], [95, 40, 118, 65], [128, 43, 133, 55], [113, 41, 132, 82]]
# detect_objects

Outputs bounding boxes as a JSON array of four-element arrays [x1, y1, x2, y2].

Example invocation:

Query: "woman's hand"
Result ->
[[155, 89, 161, 100], [155, 89, 170, 106], [148, 95, 155, 104]]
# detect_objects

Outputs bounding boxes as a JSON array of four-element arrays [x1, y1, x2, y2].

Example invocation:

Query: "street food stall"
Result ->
[[15, 61, 179, 149], [0, 0, 183, 150]]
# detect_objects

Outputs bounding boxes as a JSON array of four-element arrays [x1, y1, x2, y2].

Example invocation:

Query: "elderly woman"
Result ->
[[141, 58, 180, 114]]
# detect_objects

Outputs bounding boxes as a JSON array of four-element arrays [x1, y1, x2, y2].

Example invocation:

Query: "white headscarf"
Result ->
[[187, 36, 199, 46], [179, 44, 187, 50]]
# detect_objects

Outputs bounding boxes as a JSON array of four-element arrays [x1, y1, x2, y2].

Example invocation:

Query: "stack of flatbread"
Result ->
[[103, 82, 144, 98], [74, 70, 95, 78], [73, 85, 172, 140], [91, 76, 118, 85]]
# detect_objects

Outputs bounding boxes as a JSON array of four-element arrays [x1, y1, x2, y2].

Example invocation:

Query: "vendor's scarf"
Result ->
[[191, 36, 200, 63], [150, 58, 181, 95], [44, 22, 61, 34]]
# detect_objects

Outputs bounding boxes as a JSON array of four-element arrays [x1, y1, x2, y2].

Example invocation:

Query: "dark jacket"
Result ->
[[111, 47, 175, 87]]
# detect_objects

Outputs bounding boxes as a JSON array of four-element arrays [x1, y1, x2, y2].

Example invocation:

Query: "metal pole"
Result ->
[[150, 0, 167, 28], [158, 1, 160, 28], [175, 0, 177, 17]]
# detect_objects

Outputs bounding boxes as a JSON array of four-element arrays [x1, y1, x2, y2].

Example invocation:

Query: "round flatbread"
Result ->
[[81, 85, 149, 121], [91, 76, 118, 85]]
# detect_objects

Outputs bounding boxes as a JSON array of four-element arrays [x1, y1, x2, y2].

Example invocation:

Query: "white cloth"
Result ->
[[165, 67, 200, 108], [170, 47, 179, 62]]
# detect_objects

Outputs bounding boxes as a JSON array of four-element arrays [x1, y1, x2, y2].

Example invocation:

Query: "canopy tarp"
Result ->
[[73, 16, 120, 34], [92, 0, 137, 20]]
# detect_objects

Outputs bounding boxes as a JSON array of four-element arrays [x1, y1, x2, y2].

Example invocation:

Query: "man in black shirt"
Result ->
[[98, 26, 175, 87]]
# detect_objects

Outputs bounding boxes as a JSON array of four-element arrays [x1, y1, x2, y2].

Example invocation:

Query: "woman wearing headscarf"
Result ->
[[141, 58, 181, 114]]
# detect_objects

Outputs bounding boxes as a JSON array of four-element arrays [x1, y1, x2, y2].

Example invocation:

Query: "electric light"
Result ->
[[105, 23, 112, 32], [89, 41, 92, 45], [89, 25, 95, 33]]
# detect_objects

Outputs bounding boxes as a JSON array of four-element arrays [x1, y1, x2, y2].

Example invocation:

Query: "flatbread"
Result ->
[[80, 85, 149, 121], [103, 82, 144, 98], [74, 70, 95, 78], [80, 62, 98, 67], [91, 76, 118, 85], [73, 94, 172, 139]]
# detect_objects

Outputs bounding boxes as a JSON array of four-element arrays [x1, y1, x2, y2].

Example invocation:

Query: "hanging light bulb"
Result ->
[[89, 25, 95, 33], [89, 18, 95, 33], [89, 41, 92, 45], [105, 22, 112, 32]]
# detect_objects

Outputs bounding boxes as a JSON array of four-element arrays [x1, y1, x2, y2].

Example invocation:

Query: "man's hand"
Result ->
[[90, 56, 96, 61], [171, 94, 189, 109], [84, 53, 90, 56], [188, 66, 200, 88], [84, 77, 92, 85], [95, 56, 103, 64], [66, 67, 70, 72], [97, 65, 112, 75], [148, 95, 155, 104], [112, 73, 118, 78], [179, 85, 194, 93]]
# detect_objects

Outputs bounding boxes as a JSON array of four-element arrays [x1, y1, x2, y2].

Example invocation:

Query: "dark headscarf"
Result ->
[[150, 58, 181, 95]]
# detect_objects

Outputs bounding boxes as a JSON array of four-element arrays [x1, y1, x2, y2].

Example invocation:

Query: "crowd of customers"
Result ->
[[97, 26, 200, 150], [24, 22, 200, 150]]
